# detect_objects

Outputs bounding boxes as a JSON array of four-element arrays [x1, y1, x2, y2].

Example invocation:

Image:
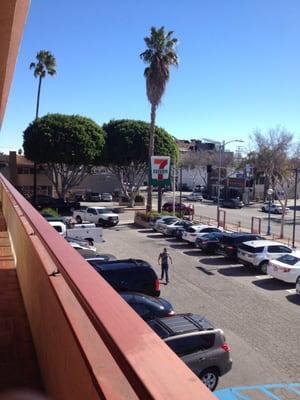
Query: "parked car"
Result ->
[[155, 217, 179, 234], [73, 206, 119, 227], [221, 198, 244, 209], [162, 202, 193, 215], [33, 195, 80, 214], [218, 232, 264, 259], [182, 225, 222, 244], [85, 192, 102, 202], [148, 313, 232, 391], [162, 219, 193, 236], [238, 240, 292, 273], [120, 292, 175, 321], [101, 192, 113, 202], [261, 203, 290, 214], [195, 232, 224, 253], [77, 248, 116, 261], [65, 237, 97, 252], [267, 252, 300, 283], [48, 220, 104, 245], [153, 216, 178, 232], [174, 221, 195, 239], [86, 258, 160, 297], [296, 276, 300, 295], [186, 193, 203, 202]]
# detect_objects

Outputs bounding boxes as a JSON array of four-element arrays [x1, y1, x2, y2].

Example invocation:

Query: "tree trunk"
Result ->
[[36, 76, 42, 119], [147, 103, 156, 212], [33, 76, 42, 205]]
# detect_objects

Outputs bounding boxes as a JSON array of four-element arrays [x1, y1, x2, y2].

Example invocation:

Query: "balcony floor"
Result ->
[[0, 225, 43, 392]]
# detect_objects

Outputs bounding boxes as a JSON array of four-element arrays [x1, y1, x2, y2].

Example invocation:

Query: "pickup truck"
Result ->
[[73, 206, 119, 227], [49, 221, 103, 245]]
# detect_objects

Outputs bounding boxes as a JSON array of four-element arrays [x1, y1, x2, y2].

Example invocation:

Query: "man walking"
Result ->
[[158, 248, 173, 284]]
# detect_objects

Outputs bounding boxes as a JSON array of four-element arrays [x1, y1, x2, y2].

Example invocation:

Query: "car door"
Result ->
[[165, 334, 215, 376], [86, 207, 97, 221], [267, 245, 292, 261]]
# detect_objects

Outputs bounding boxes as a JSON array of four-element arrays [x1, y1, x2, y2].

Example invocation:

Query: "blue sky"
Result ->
[[1, 0, 300, 153]]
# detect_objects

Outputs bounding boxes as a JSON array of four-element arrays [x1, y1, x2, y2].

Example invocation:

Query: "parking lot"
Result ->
[[96, 213, 300, 390]]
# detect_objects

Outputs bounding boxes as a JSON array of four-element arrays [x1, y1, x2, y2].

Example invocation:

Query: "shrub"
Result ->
[[41, 208, 59, 217]]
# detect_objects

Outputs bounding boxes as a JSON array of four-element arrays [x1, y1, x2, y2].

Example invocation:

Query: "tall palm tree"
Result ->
[[30, 50, 56, 204], [30, 50, 56, 119], [140, 27, 178, 211]]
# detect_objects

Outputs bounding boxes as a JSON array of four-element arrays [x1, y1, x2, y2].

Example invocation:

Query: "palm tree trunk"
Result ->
[[35, 76, 42, 119], [146, 104, 156, 212], [33, 76, 42, 206]]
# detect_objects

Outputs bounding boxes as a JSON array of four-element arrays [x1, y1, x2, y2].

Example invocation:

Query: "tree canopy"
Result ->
[[102, 119, 178, 165], [23, 113, 105, 198], [101, 119, 178, 206]]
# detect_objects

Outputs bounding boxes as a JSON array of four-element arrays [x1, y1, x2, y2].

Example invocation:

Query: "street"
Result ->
[[159, 192, 300, 244], [97, 214, 300, 390]]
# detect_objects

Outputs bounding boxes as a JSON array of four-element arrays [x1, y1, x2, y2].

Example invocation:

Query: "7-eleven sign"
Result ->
[[150, 156, 171, 186]]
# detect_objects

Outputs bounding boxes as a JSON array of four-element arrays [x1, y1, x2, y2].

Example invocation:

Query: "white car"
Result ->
[[267, 252, 300, 283], [162, 220, 192, 236], [296, 276, 300, 295], [186, 193, 203, 202], [237, 240, 292, 273], [182, 224, 221, 244], [101, 193, 113, 201], [261, 203, 290, 214]]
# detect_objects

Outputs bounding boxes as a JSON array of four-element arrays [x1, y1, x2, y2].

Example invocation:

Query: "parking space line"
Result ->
[[286, 289, 296, 293]]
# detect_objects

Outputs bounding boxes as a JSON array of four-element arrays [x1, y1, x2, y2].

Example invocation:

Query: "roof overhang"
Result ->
[[0, 0, 30, 128]]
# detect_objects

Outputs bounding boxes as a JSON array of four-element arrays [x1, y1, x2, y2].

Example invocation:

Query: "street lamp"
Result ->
[[266, 187, 274, 236]]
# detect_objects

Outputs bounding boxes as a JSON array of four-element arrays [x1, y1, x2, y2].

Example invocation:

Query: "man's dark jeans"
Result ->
[[161, 263, 169, 282]]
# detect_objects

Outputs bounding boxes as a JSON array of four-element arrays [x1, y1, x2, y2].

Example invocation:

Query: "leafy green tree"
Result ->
[[140, 26, 179, 211], [23, 114, 105, 199], [30, 50, 56, 119], [102, 119, 178, 207]]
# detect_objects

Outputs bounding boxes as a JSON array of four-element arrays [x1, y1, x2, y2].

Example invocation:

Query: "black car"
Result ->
[[148, 313, 232, 391], [120, 292, 175, 321], [86, 258, 160, 297], [218, 232, 264, 258], [221, 198, 244, 209], [33, 195, 80, 214], [195, 232, 224, 253]]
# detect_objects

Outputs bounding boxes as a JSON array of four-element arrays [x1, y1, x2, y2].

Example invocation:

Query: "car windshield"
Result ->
[[276, 254, 300, 265]]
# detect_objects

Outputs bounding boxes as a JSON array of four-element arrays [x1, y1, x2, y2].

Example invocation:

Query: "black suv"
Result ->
[[87, 258, 160, 297], [148, 313, 232, 391], [218, 232, 264, 258]]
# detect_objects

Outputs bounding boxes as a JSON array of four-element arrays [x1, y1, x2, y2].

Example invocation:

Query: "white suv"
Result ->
[[182, 225, 221, 244], [237, 240, 292, 273]]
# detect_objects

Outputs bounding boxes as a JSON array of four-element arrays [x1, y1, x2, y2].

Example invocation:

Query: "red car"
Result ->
[[162, 202, 193, 215]]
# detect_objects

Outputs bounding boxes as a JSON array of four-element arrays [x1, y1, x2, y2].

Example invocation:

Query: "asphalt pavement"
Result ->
[[97, 214, 300, 391]]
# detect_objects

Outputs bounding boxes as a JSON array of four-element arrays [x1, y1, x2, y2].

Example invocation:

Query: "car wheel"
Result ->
[[199, 368, 219, 391], [98, 218, 105, 227], [85, 238, 94, 246], [262, 207, 266, 212], [260, 260, 269, 274], [76, 216, 82, 224]]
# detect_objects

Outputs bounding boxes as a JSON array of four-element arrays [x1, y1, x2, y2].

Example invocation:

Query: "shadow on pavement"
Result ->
[[182, 250, 201, 256], [146, 234, 164, 239], [218, 266, 258, 277], [200, 257, 238, 266], [286, 294, 300, 305], [165, 237, 179, 243], [137, 229, 154, 233], [169, 243, 193, 250], [195, 266, 215, 276], [252, 278, 294, 291]]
